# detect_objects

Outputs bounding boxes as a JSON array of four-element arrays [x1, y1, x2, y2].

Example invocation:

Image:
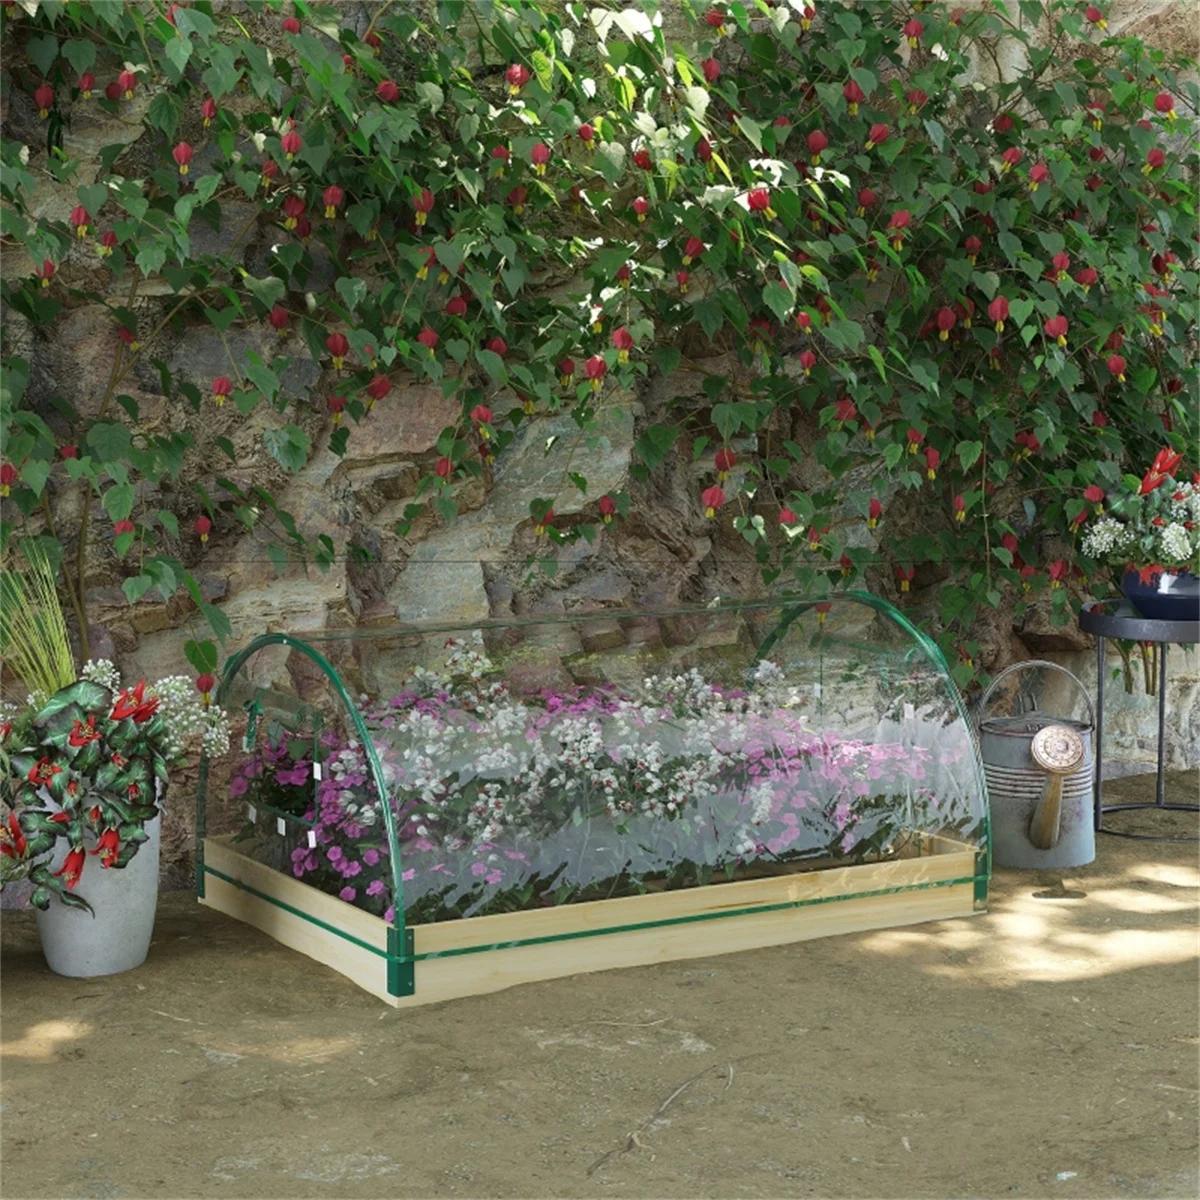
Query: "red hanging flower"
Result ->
[[834, 397, 857, 423], [507, 185, 527, 215], [584, 355, 607, 392], [676, 269, 690, 292], [322, 185, 344, 219], [434, 456, 452, 480], [325, 332, 349, 369], [327, 395, 346, 425], [1143, 148, 1165, 174], [865, 123, 889, 151], [906, 428, 924, 454], [807, 129, 828, 164], [1043, 314, 1068, 346], [1084, 6, 1107, 30], [1084, 485, 1105, 513], [907, 88, 928, 113], [857, 188, 876, 216], [195, 515, 212, 543], [1154, 92, 1177, 121], [558, 357, 575, 386], [446, 294, 468, 317], [530, 143, 551, 176], [281, 194, 305, 230], [988, 295, 1009, 332], [714, 447, 736, 479], [843, 79, 865, 115], [798, 349, 817, 376], [895, 565, 915, 592], [282, 16, 301, 33], [779, 507, 798, 526], [506, 63, 531, 94], [682, 236, 705, 264], [1000, 146, 1023, 173], [747, 187, 775, 218], [701, 58, 721, 84], [34, 83, 54, 118], [705, 7, 727, 33], [954, 494, 966, 523], [376, 80, 400, 103], [1048, 559, 1069, 588], [886, 209, 911, 250], [701, 485, 726, 518], [417, 327, 439, 354], [935, 307, 956, 341], [1106, 354, 1126, 382], [196, 673, 215, 704], [35, 258, 56, 288], [78, 73, 95, 99], [867, 498, 882, 529], [210, 376, 232, 407], [281, 131, 302, 159], [200, 97, 218, 127], [70, 205, 90, 238], [598, 495, 617, 524], [268, 306, 289, 335], [365, 375, 391, 408], [903, 18, 924, 46], [924, 447, 940, 480]]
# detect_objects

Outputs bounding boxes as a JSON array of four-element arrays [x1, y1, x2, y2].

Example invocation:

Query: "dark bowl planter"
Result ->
[[1121, 567, 1200, 622]]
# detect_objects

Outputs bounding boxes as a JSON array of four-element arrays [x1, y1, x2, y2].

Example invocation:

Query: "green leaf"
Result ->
[[243, 274, 286, 311], [263, 425, 311, 472], [476, 348, 507, 383], [20, 459, 51, 497], [185, 638, 219, 675], [87, 422, 132, 463], [824, 320, 864, 353], [737, 115, 764, 152], [122, 574, 154, 604], [434, 241, 464, 275], [63, 39, 97, 76], [200, 602, 232, 643], [102, 484, 135, 523], [867, 344, 888, 383], [335, 276, 367, 312], [165, 36, 193, 75], [175, 7, 216, 40], [157, 509, 179, 537], [27, 35, 59, 77], [957, 440, 984, 471]]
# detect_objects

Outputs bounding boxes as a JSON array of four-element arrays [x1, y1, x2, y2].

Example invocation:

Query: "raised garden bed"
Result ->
[[196, 596, 990, 1006]]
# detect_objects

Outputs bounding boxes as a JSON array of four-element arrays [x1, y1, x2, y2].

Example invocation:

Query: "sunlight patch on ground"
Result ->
[[1125, 862, 1200, 889], [1085, 887, 1195, 915], [0, 1018, 93, 1062]]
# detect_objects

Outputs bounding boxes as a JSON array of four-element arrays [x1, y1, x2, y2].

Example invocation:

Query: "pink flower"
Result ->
[[339, 886, 356, 902], [362, 848, 380, 866]]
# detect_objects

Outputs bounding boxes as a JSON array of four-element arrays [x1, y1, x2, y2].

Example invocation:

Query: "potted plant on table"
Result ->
[[1080, 448, 1200, 622], [0, 545, 229, 977]]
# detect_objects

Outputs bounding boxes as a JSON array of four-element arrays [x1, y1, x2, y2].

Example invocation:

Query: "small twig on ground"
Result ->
[[589, 1017, 671, 1028], [586, 1057, 756, 1177]]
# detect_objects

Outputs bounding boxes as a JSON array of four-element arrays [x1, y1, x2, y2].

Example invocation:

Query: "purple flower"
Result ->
[[328, 845, 343, 863], [384, 905, 395, 922], [342, 860, 362, 877], [485, 870, 503, 885], [401, 868, 415, 882], [470, 861, 488, 877], [362, 848, 380, 866], [339, 886, 356, 902], [228, 776, 248, 797], [366, 879, 385, 896]]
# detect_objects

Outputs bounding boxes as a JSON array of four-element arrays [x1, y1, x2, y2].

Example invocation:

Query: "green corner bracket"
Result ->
[[388, 925, 415, 997]]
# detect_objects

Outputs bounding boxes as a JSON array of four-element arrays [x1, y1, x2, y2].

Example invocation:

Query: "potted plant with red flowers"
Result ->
[[1, 548, 229, 977], [1080, 448, 1200, 622]]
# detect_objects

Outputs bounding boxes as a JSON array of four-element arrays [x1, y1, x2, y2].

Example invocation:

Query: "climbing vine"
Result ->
[[0, 0, 1196, 683]]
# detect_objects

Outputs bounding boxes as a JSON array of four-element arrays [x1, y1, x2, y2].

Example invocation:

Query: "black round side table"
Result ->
[[1078, 600, 1200, 841]]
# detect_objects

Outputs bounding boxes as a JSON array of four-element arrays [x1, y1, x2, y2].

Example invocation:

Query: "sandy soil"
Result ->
[[2, 771, 1197, 1200]]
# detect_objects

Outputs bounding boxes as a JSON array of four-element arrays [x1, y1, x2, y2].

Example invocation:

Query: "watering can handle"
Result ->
[[977, 659, 1096, 729]]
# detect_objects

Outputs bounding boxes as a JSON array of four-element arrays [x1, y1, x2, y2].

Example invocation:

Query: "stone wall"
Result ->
[[1, 0, 1195, 897]]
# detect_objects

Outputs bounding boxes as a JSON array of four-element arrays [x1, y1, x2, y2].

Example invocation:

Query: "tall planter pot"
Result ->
[[34, 809, 161, 978]]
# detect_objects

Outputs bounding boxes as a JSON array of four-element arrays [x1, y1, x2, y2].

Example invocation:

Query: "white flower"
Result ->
[[1159, 522, 1193, 564]]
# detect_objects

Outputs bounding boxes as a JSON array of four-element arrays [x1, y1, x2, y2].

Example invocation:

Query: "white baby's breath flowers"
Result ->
[[1160, 522, 1193, 564], [81, 658, 121, 692], [1081, 516, 1132, 559]]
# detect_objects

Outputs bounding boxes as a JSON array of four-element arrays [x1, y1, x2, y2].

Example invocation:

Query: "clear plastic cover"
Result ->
[[199, 596, 988, 931]]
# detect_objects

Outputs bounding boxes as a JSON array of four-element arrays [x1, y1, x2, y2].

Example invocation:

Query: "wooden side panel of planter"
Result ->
[[200, 837, 394, 1004], [200, 835, 979, 1009]]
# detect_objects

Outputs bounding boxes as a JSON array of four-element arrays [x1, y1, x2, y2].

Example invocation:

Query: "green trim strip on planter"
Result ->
[[201, 859, 982, 966]]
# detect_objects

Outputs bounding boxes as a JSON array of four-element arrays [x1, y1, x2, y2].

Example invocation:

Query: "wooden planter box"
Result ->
[[200, 833, 984, 1008]]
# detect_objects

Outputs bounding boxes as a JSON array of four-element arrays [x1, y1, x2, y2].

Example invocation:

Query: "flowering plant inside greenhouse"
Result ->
[[229, 637, 981, 926], [1080, 448, 1200, 578], [0, 661, 230, 910]]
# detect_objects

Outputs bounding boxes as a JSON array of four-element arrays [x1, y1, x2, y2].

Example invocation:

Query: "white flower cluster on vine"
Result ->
[[80, 658, 121, 691]]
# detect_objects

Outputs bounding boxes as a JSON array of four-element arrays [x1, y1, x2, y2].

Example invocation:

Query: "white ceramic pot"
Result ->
[[34, 810, 161, 978]]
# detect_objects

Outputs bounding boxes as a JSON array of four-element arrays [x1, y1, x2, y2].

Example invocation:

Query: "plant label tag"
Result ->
[[276, 816, 287, 836], [812, 683, 822, 698], [313, 762, 322, 780], [247, 804, 257, 823], [307, 829, 317, 848], [905, 703, 915, 721]]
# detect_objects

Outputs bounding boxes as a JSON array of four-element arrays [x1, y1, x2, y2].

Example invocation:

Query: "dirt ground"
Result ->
[[2, 771, 1198, 1200]]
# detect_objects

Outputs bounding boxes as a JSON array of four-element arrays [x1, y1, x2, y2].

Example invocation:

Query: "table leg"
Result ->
[[1156, 641, 1168, 807], [1094, 635, 1105, 831]]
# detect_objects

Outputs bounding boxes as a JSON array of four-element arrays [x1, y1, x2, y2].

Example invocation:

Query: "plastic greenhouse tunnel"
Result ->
[[195, 594, 991, 1007]]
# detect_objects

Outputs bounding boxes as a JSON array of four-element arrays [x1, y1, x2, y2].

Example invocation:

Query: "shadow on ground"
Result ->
[[2, 772, 1198, 1199]]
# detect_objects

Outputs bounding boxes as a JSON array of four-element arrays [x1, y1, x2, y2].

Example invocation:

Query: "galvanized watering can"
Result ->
[[978, 660, 1096, 869]]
